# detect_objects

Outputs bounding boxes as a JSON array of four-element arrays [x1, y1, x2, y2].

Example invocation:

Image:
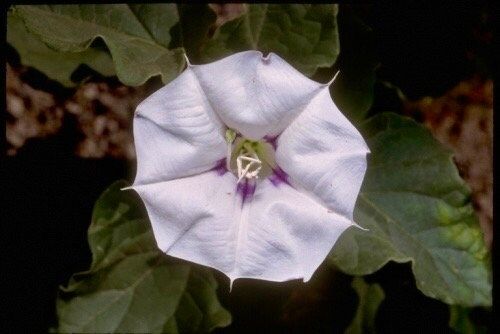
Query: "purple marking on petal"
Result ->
[[211, 158, 228, 176], [236, 179, 256, 204], [263, 135, 278, 150], [269, 166, 290, 187]]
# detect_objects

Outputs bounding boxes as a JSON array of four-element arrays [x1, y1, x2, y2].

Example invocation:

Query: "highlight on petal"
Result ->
[[190, 50, 325, 140], [275, 88, 370, 220], [133, 68, 227, 186], [131, 172, 355, 284]]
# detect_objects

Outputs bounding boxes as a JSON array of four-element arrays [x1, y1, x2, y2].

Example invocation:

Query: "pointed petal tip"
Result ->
[[261, 52, 272, 63], [229, 277, 236, 292], [120, 185, 134, 191], [363, 143, 371, 154], [183, 53, 192, 67], [352, 221, 369, 231], [326, 70, 340, 87]]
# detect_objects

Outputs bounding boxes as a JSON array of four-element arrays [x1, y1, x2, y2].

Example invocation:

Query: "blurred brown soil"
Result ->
[[208, 3, 246, 28], [5, 64, 493, 247], [6, 64, 64, 154], [6, 63, 148, 159], [404, 77, 493, 248]]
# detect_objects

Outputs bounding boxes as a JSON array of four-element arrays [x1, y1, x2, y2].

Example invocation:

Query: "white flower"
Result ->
[[127, 51, 370, 287]]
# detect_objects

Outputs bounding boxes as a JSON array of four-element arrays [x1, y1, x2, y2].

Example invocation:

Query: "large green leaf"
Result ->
[[345, 277, 385, 334], [56, 181, 231, 333], [7, 11, 115, 87], [14, 4, 185, 86], [201, 4, 340, 76], [329, 113, 492, 307]]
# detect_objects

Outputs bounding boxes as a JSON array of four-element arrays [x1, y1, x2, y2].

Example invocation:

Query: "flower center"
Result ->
[[225, 129, 275, 183]]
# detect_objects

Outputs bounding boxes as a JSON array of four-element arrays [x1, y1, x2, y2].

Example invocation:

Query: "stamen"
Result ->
[[237, 156, 254, 182], [227, 134, 266, 183], [237, 161, 253, 182], [226, 143, 232, 170], [225, 129, 237, 170], [236, 152, 262, 183], [240, 156, 260, 163]]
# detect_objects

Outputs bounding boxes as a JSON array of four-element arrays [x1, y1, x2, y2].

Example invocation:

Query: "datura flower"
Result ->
[[127, 50, 369, 287]]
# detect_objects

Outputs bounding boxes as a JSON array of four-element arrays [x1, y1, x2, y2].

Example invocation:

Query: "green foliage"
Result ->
[[9, 4, 341, 86], [449, 306, 488, 334], [201, 4, 340, 75], [13, 5, 185, 86], [56, 181, 231, 333], [174, 4, 218, 64], [7, 11, 115, 87], [345, 277, 385, 334], [329, 113, 492, 307]]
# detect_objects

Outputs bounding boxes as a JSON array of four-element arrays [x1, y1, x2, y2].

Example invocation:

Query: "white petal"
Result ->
[[132, 173, 353, 283], [237, 179, 354, 282], [275, 88, 370, 220], [133, 68, 227, 186], [132, 171, 238, 275], [190, 51, 324, 140]]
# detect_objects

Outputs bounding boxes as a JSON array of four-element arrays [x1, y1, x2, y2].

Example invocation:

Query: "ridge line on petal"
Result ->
[[280, 180, 357, 225], [270, 84, 331, 140], [230, 180, 256, 277], [134, 113, 220, 148], [133, 68, 228, 147], [255, 51, 331, 137], [186, 67, 229, 129], [132, 166, 237, 189], [163, 213, 213, 254]]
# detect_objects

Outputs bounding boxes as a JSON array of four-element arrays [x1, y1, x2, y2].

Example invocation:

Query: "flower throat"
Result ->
[[225, 129, 276, 183]]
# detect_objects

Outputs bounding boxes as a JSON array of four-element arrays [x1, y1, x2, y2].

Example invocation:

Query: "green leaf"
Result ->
[[329, 113, 492, 307], [56, 181, 231, 333], [345, 277, 384, 334], [331, 8, 378, 122], [14, 4, 185, 86], [201, 4, 340, 76], [173, 4, 218, 64], [449, 306, 488, 334], [311, 6, 378, 122], [7, 11, 115, 86]]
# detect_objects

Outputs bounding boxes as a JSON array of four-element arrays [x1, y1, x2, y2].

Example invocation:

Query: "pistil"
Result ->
[[225, 129, 276, 183]]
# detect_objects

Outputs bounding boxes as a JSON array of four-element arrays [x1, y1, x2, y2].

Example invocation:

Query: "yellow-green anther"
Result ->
[[225, 128, 237, 144]]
